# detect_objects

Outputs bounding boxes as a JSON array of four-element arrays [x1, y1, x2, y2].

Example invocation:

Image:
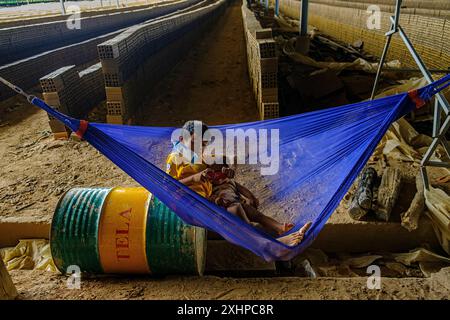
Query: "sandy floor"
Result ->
[[9, 268, 450, 299], [0, 2, 449, 300], [0, 0, 257, 224], [138, 1, 257, 127]]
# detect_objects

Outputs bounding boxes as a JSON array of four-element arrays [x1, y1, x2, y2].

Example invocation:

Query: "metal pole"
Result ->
[[370, 0, 402, 99], [60, 0, 66, 15], [433, 99, 440, 138], [370, 34, 392, 100], [397, 23, 450, 115], [368, 0, 450, 190], [265, 0, 268, 11], [382, 68, 450, 74], [275, 0, 279, 16], [392, 0, 402, 31], [300, 0, 309, 36]]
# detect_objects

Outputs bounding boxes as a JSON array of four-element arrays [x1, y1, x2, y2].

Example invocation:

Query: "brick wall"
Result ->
[[242, 2, 279, 120], [40, 63, 104, 138], [0, 0, 201, 65], [99, 0, 227, 124], [278, 0, 450, 70]]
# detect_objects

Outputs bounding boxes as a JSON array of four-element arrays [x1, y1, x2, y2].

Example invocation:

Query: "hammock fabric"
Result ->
[[7, 74, 450, 262]]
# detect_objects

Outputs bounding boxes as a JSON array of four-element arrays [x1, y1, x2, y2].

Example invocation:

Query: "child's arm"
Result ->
[[166, 153, 211, 185], [235, 182, 259, 208], [179, 169, 211, 185]]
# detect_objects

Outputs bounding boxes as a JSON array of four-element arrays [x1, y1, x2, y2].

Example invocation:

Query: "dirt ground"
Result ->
[[0, 2, 449, 300], [9, 267, 450, 300], [0, 0, 257, 224], [138, 1, 257, 126]]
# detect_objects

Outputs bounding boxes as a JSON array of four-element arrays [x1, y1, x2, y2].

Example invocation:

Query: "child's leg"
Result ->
[[227, 203, 251, 224], [277, 222, 312, 246], [241, 203, 292, 235]]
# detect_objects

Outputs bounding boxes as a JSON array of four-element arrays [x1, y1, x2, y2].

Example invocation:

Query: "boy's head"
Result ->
[[181, 120, 209, 151]]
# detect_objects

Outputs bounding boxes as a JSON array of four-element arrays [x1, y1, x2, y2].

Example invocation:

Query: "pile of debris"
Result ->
[[295, 247, 450, 279], [255, 10, 450, 257], [344, 112, 450, 255]]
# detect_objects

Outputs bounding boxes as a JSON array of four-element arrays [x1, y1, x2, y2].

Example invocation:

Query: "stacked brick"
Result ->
[[277, 0, 450, 71], [98, 0, 226, 124], [0, 0, 201, 65], [0, 0, 201, 103], [40, 63, 105, 139], [242, 3, 279, 120]]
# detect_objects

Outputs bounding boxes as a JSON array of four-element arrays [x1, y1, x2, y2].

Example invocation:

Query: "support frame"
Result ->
[[370, 0, 450, 190]]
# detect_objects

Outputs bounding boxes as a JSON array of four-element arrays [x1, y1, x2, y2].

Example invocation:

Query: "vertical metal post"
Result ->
[[60, 0, 66, 15], [265, 0, 268, 10], [433, 97, 441, 138], [370, 34, 392, 99], [300, 0, 309, 36], [370, 0, 402, 100], [275, 0, 279, 16]]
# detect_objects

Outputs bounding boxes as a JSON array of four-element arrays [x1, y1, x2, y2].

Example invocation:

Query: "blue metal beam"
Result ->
[[300, 0, 309, 36]]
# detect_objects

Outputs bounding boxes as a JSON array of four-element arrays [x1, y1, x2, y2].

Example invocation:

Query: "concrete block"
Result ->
[[0, 218, 50, 247], [255, 28, 273, 39], [42, 92, 61, 107], [105, 87, 124, 102], [107, 114, 124, 125]]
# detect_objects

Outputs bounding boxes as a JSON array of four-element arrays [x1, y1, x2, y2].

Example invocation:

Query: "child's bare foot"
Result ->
[[277, 222, 312, 246], [277, 223, 294, 236]]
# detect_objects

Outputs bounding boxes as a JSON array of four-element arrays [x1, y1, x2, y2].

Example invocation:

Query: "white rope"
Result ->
[[0, 76, 34, 102]]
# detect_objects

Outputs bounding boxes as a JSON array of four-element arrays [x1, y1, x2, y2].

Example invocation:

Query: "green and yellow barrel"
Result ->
[[50, 187, 206, 275]]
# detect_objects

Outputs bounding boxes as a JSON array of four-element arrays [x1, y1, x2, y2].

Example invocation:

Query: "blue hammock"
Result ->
[[3, 74, 450, 262]]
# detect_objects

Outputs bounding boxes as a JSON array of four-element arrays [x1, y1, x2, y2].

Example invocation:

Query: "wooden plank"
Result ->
[[376, 167, 402, 221], [401, 174, 425, 231]]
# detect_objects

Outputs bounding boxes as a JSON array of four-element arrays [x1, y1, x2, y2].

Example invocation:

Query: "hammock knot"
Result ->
[[75, 120, 89, 139], [408, 89, 426, 109]]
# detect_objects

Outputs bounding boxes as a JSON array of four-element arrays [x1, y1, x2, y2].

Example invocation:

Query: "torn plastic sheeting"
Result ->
[[278, 36, 401, 75], [393, 247, 450, 266], [0, 239, 56, 272], [425, 187, 450, 255]]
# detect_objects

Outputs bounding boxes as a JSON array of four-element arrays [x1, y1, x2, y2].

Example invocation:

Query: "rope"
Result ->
[[0, 76, 35, 103]]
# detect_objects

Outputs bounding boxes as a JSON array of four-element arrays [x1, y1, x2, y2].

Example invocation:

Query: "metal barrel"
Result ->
[[50, 188, 109, 274], [50, 187, 206, 275], [146, 197, 207, 275]]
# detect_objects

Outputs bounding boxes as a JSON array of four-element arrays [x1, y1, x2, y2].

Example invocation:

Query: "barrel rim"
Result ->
[[50, 187, 113, 274], [49, 188, 72, 273]]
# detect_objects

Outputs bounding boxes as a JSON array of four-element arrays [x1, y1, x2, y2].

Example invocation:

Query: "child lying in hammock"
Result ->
[[207, 161, 312, 246], [166, 120, 311, 246]]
